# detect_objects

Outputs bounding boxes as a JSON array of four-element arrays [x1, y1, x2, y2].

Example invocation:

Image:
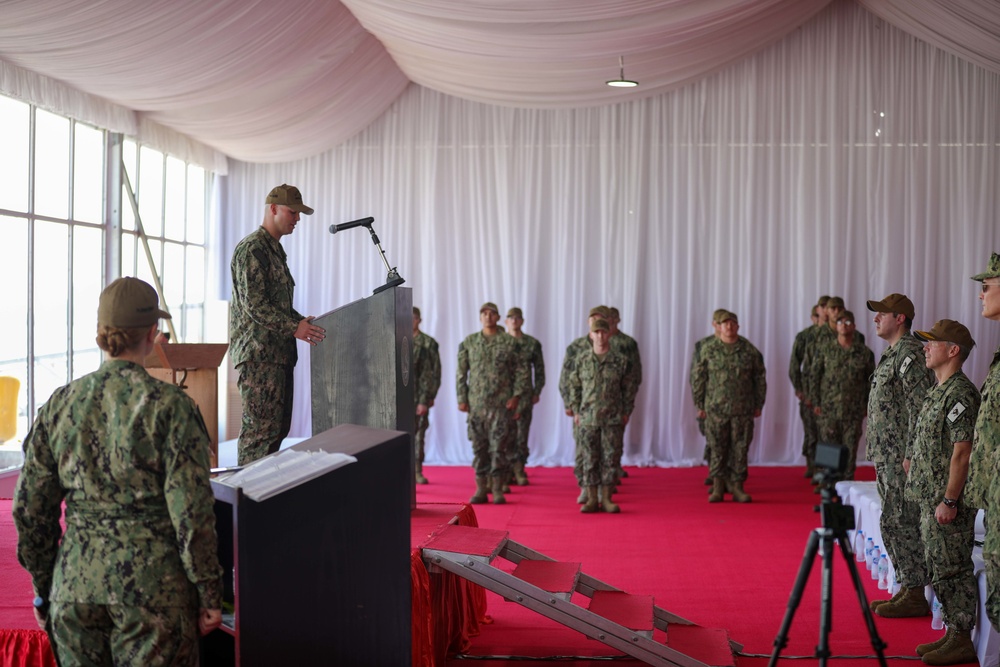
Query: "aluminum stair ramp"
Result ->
[[421, 523, 741, 667]]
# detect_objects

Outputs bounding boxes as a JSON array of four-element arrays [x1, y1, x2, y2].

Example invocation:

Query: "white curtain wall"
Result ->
[[217, 2, 1000, 468]]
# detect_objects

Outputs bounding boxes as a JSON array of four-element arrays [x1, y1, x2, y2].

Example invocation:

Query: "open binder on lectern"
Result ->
[[214, 449, 356, 502]]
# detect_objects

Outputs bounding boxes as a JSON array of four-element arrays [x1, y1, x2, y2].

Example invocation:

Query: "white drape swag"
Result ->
[[217, 2, 1000, 467]]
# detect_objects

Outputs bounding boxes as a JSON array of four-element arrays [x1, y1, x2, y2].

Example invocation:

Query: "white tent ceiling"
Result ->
[[1, 0, 998, 164]]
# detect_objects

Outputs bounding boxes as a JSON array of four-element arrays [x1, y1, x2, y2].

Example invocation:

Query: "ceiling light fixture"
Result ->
[[606, 55, 638, 88]]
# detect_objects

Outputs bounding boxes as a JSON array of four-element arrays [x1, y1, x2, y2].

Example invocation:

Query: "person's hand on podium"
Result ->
[[295, 316, 326, 346], [199, 608, 222, 635]]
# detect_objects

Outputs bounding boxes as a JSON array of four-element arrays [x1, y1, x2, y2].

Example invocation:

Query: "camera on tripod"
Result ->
[[812, 442, 854, 532]]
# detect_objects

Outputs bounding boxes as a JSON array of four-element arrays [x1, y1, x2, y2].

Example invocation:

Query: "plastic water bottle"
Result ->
[[865, 537, 875, 570], [877, 555, 889, 590], [854, 530, 866, 561], [889, 567, 901, 595], [869, 546, 881, 579], [931, 598, 944, 630]]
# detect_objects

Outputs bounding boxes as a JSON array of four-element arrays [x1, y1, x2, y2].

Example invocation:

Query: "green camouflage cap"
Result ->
[[826, 296, 845, 309], [588, 305, 611, 319], [98, 277, 171, 328], [914, 319, 975, 349], [480, 302, 499, 314], [506, 307, 523, 319], [713, 309, 737, 324], [412, 306, 421, 318], [971, 252, 1000, 281], [265, 184, 314, 215], [590, 317, 610, 332]]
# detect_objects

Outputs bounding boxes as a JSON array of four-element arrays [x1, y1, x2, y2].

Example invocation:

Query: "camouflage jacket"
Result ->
[[456, 330, 530, 412], [967, 346, 1000, 509], [611, 331, 643, 386], [13, 360, 223, 609], [559, 336, 592, 411], [691, 337, 767, 417], [688, 334, 715, 395], [905, 370, 980, 509], [866, 334, 934, 463], [413, 331, 442, 406], [568, 347, 638, 426], [807, 336, 875, 421], [512, 333, 546, 400], [788, 325, 818, 398], [229, 227, 303, 367]]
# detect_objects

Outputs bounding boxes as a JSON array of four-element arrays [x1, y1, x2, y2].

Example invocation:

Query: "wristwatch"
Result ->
[[942, 497, 958, 509]]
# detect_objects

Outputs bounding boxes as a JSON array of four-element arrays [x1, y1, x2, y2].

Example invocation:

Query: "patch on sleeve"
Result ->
[[947, 402, 966, 423], [899, 356, 913, 376]]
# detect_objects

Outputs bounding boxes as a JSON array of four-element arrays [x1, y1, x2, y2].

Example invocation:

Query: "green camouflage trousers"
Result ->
[[705, 413, 754, 482], [49, 600, 199, 666], [467, 408, 514, 478], [919, 505, 978, 631], [984, 508, 1000, 632], [578, 424, 624, 486], [817, 414, 863, 479], [799, 401, 818, 461], [414, 412, 430, 465], [876, 460, 928, 589], [236, 362, 294, 466], [511, 403, 534, 465]]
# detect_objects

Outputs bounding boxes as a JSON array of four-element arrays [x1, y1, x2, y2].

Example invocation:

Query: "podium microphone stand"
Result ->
[[330, 216, 405, 294]]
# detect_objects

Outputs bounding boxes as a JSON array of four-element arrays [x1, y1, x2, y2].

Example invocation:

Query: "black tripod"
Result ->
[[768, 476, 888, 667]]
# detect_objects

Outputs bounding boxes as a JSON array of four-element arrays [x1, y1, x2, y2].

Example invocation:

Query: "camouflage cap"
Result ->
[[265, 184, 314, 215], [826, 296, 845, 309], [713, 309, 738, 324], [98, 277, 171, 328], [866, 293, 914, 319], [590, 317, 610, 332], [836, 310, 856, 324], [412, 306, 421, 318], [608, 307, 620, 318], [914, 319, 975, 349], [971, 252, 1000, 281], [817, 295, 831, 306], [480, 302, 499, 314], [506, 307, 523, 319], [588, 305, 611, 319]]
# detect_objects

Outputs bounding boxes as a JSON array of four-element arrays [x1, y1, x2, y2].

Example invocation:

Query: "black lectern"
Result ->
[[202, 423, 412, 666]]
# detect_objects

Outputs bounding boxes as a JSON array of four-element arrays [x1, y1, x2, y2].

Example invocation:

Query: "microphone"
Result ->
[[329, 216, 374, 234]]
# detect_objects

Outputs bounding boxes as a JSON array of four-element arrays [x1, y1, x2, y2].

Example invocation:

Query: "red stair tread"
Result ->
[[422, 524, 508, 557], [512, 560, 581, 593], [588, 590, 654, 631], [666, 625, 735, 667]]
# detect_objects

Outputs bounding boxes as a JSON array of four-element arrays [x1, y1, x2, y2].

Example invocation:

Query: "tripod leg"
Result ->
[[817, 530, 836, 667], [835, 532, 888, 667], [768, 529, 821, 667]]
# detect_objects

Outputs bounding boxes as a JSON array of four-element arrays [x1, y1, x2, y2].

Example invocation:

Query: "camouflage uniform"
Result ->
[[230, 226, 303, 465], [510, 333, 545, 466], [609, 331, 641, 470], [569, 347, 639, 486], [691, 337, 767, 483], [968, 345, 1000, 630], [691, 334, 714, 440], [413, 330, 442, 469], [560, 336, 593, 482], [905, 371, 980, 632], [807, 336, 875, 479], [867, 335, 934, 590], [789, 324, 820, 465], [13, 359, 223, 666], [457, 331, 530, 480]]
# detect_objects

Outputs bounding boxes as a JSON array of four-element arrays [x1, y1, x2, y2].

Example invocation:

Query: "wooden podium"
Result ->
[[145, 343, 228, 466]]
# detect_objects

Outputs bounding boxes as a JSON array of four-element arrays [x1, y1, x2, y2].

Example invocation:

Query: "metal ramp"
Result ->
[[421, 523, 741, 667]]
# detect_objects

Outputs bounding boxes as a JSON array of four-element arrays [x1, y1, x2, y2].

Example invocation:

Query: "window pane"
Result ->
[[122, 140, 137, 231], [187, 166, 206, 244], [138, 147, 163, 237], [72, 226, 103, 379], [135, 238, 162, 288], [33, 221, 69, 408], [184, 304, 203, 344], [164, 157, 186, 241], [122, 232, 137, 278], [163, 241, 185, 308], [0, 215, 29, 439], [73, 123, 105, 224], [34, 110, 70, 220], [186, 245, 205, 304], [0, 96, 30, 212]]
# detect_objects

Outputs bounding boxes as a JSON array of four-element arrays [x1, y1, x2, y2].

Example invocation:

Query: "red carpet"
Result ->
[[415, 464, 949, 667]]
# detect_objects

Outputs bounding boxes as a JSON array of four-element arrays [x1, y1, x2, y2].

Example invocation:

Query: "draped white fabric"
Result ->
[[2, 0, 997, 165], [217, 1, 1000, 467]]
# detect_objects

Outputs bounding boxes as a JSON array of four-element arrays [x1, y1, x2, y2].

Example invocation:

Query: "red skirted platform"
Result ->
[[1, 499, 485, 667]]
